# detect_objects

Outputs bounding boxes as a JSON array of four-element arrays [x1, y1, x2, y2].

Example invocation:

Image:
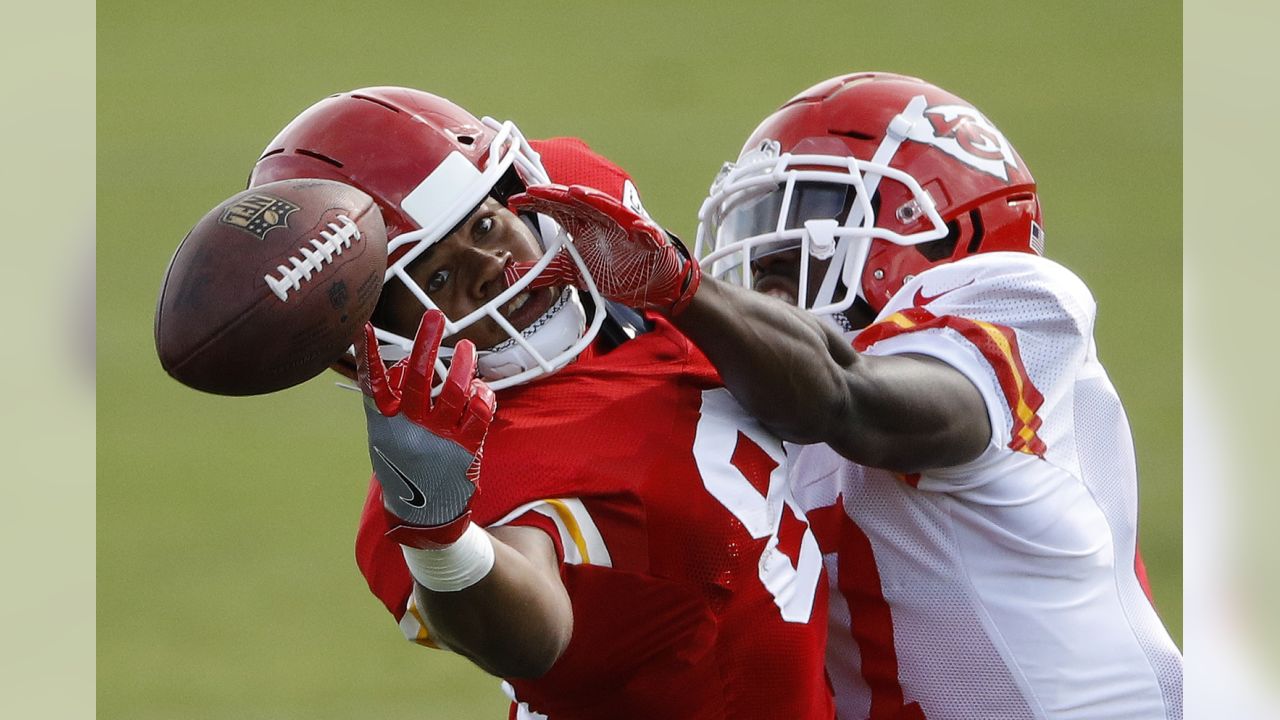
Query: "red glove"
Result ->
[[356, 311, 496, 548], [506, 184, 701, 316]]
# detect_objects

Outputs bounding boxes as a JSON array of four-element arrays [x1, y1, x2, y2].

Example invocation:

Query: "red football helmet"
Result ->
[[250, 87, 606, 389], [695, 72, 1044, 318]]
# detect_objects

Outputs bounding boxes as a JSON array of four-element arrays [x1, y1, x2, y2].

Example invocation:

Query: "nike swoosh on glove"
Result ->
[[506, 184, 701, 316], [356, 311, 496, 548]]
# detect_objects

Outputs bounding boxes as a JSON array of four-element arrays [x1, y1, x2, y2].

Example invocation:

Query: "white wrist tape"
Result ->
[[400, 523, 496, 592]]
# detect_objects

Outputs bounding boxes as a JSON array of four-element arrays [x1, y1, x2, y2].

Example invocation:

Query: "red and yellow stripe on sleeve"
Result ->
[[854, 307, 1047, 457], [401, 596, 443, 649], [398, 497, 615, 648]]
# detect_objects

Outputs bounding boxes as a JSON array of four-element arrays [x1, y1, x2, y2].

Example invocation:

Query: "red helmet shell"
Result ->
[[245, 87, 602, 391], [740, 72, 1043, 312], [250, 87, 496, 244]]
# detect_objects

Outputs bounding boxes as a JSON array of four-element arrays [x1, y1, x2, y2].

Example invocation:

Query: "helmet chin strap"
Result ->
[[823, 307, 857, 334], [810, 94, 929, 316], [476, 286, 585, 382]]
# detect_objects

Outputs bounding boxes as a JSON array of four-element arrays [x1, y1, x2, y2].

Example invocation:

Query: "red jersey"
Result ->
[[356, 317, 832, 719]]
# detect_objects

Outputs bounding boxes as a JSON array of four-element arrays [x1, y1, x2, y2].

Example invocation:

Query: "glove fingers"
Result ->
[[506, 257, 579, 290], [512, 183, 689, 313], [515, 185, 612, 232], [507, 187, 568, 223], [511, 196, 577, 228], [504, 260, 536, 287], [568, 185, 659, 240], [457, 379, 496, 449], [568, 184, 618, 215], [401, 310, 448, 421], [629, 217, 667, 247], [562, 187, 620, 227], [523, 184, 651, 241], [432, 338, 477, 425], [510, 183, 572, 209], [356, 322, 400, 416], [471, 380, 496, 425]]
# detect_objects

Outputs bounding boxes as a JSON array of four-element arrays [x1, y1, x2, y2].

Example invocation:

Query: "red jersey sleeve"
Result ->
[[529, 137, 652, 218], [353, 477, 411, 621]]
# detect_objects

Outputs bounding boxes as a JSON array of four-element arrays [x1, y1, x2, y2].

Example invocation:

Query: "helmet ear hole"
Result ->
[[912, 210, 985, 262], [964, 210, 986, 254], [914, 218, 962, 261], [490, 165, 526, 205]]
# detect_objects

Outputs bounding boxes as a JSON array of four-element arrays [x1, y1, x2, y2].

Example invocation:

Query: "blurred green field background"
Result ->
[[99, 2, 1181, 718]]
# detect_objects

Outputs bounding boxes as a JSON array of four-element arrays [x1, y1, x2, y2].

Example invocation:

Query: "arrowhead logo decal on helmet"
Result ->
[[695, 72, 1043, 317], [912, 104, 1020, 182]]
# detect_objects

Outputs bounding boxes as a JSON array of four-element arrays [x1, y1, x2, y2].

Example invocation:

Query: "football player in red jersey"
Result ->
[[249, 87, 834, 720], [511, 72, 1182, 719]]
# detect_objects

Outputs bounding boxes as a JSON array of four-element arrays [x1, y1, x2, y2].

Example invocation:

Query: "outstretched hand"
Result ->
[[356, 311, 496, 547], [507, 184, 701, 315]]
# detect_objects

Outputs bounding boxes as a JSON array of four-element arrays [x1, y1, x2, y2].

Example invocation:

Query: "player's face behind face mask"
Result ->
[[750, 246, 819, 307], [373, 198, 564, 352], [713, 180, 853, 299], [750, 247, 878, 330], [731, 181, 879, 330]]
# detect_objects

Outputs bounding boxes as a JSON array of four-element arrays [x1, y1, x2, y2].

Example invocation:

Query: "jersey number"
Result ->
[[809, 503, 925, 720], [692, 389, 823, 623]]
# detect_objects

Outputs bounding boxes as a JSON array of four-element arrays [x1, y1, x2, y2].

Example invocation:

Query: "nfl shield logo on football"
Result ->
[[219, 193, 300, 240]]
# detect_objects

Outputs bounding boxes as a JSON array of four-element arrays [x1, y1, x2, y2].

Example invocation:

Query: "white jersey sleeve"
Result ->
[[791, 251, 1183, 719], [855, 251, 1096, 483]]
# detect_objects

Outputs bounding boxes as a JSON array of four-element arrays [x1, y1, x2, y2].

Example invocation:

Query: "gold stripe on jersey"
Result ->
[[401, 596, 442, 649], [399, 500, 610, 651], [542, 498, 592, 564], [491, 498, 614, 568], [971, 320, 1042, 443], [855, 307, 1047, 457]]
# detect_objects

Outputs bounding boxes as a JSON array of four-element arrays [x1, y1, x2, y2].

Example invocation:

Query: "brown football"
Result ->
[[156, 178, 387, 395]]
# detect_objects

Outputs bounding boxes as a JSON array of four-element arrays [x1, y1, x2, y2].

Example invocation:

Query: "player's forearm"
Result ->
[[675, 279, 989, 471], [674, 277, 856, 445], [827, 353, 991, 471], [413, 529, 572, 679]]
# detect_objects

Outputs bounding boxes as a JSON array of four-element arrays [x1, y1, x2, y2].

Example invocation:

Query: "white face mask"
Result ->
[[475, 285, 588, 382], [372, 118, 607, 392], [694, 96, 950, 319]]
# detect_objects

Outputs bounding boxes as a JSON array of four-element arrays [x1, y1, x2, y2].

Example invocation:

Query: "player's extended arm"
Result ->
[[357, 314, 571, 678], [509, 184, 988, 473], [676, 278, 989, 472], [410, 524, 569, 678]]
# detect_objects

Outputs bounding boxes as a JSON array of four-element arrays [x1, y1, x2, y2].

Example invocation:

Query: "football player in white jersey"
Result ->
[[507, 72, 1182, 719]]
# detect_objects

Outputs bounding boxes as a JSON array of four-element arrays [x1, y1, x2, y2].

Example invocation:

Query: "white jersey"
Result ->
[[790, 252, 1182, 720]]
